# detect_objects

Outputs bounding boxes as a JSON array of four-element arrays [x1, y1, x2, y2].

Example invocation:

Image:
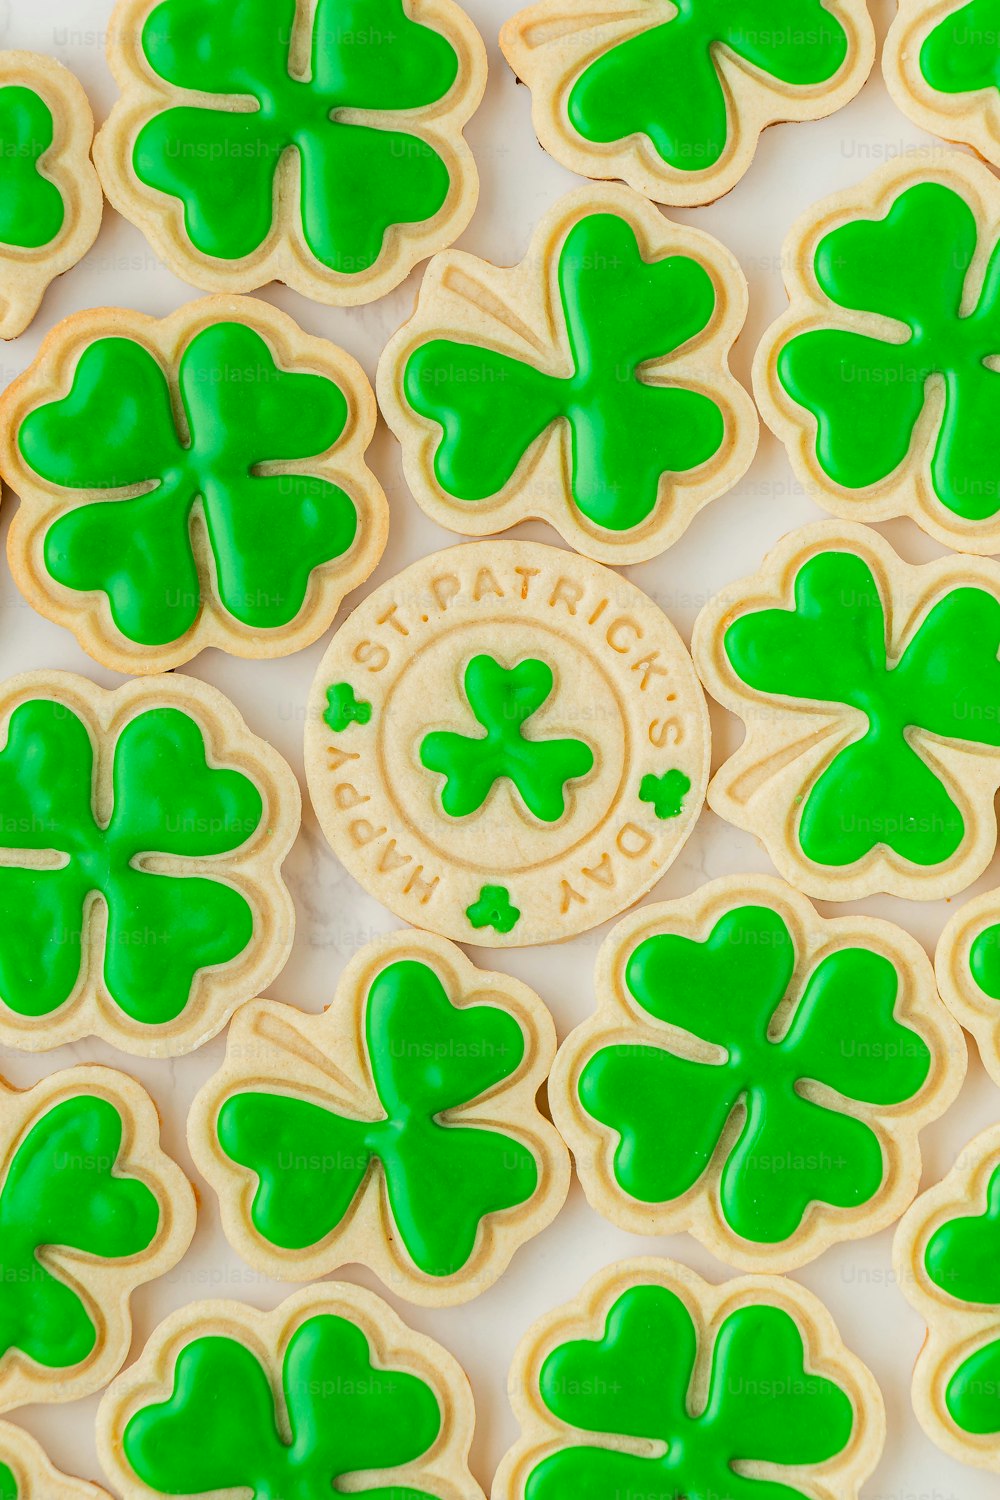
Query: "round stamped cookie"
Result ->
[[191, 930, 569, 1304], [94, 0, 487, 306], [0, 297, 387, 674], [494, 1257, 885, 1500], [885, 1, 1000, 168], [0, 670, 298, 1057], [0, 52, 102, 340], [755, 153, 1000, 552], [937, 888, 1000, 1087], [0, 1421, 110, 1498], [305, 542, 710, 946], [551, 874, 965, 1272], [693, 522, 1000, 902], [377, 184, 757, 564], [97, 1284, 483, 1500], [499, 0, 875, 208], [0, 1064, 194, 1411]]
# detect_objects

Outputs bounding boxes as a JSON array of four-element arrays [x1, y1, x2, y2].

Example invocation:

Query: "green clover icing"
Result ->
[[921, 1, 1000, 97], [216, 959, 538, 1277], [18, 322, 359, 648], [0, 1464, 14, 1500], [466, 883, 520, 934], [133, 0, 459, 274], [324, 683, 372, 732], [639, 769, 691, 820], [724, 549, 1000, 869], [971, 921, 1000, 1001], [0, 1094, 159, 1371], [404, 213, 724, 532], [777, 181, 1000, 521], [0, 698, 262, 1026], [0, 85, 64, 249], [525, 1282, 854, 1499], [123, 1311, 441, 1498], [924, 1165, 1000, 1434]]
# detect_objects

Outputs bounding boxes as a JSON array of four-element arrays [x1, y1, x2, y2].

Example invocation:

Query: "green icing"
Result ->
[[0, 698, 261, 1026], [565, 0, 848, 173], [526, 1282, 855, 1499], [324, 683, 372, 732], [639, 769, 691, 819], [921, 1, 1000, 96], [123, 1311, 440, 1497], [134, 0, 458, 274], [216, 958, 537, 1277], [420, 655, 594, 822], [777, 182, 1000, 521], [971, 921, 1000, 998], [0, 1094, 159, 1370], [404, 213, 723, 532], [0, 85, 64, 249], [466, 883, 520, 934], [925, 1164, 1000, 1434], [19, 321, 358, 647], [580, 904, 930, 1243], [723, 548, 1000, 869], [0, 1463, 14, 1500]]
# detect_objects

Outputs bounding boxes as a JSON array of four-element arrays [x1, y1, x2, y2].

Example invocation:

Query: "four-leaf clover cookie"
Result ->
[[500, 0, 875, 206], [378, 186, 757, 563], [97, 1285, 483, 1500], [937, 887, 1000, 1089], [693, 522, 1000, 900], [0, 670, 298, 1056], [0, 1422, 109, 1500], [551, 874, 965, 1271], [885, 1, 1000, 168], [0, 298, 387, 672], [755, 155, 1000, 552], [95, 0, 487, 305], [191, 931, 570, 1303], [494, 1258, 885, 1500]]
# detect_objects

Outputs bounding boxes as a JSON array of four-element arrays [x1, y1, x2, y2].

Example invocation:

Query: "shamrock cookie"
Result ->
[[885, 2, 1000, 167], [693, 522, 1000, 901], [0, 1421, 110, 1498], [378, 185, 757, 564], [95, 0, 487, 305], [494, 1257, 884, 1500], [0, 298, 387, 673], [500, 0, 875, 207], [0, 53, 101, 339], [0, 1064, 194, 1410], [755, 153, 1000, 552], [0, 671, 297, 1056], [937, 888, 1000, 1088], [97, 1284, 482, 1499], [305, 541, 710, 946]]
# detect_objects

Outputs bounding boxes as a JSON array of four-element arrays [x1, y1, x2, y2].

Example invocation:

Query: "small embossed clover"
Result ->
[[466, 884, 520, 934], [324, 683, 372, 733], [638, 769, 690, 820]]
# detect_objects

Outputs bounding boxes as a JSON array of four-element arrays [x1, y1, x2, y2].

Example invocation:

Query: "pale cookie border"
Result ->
[[94, 0, 487, 305], [754, 151, 1000, 553], [692, 520, 1000, 902], [0, 1419, 111, 1498], [885, 1, 1000, 168], [378, 184, 757, 564], [0, 52, 102, 340], [0, 1063, 195, 1412], [97, 1283, 484, 1500], [550, 873, 965, 1273], [0, 670, 299, 1057], [894, 1123, 1000, 1473], [493, 1256, 886, 1500], [937, 886, 1000, 1088], [499, 0, 875, 208], [0, 295, 388, 673]]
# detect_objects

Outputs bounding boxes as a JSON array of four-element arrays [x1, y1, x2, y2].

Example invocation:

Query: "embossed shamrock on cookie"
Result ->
[[885, 2, 1000, 167], [494, 1258, 885, 1500], [755, 154, 1000, 551], [693, 522, 1000, 901], [378, 186, 757, 563], [0, 298, 387, 673], [0, 1421, 110, 1498], [95, 0, 487, 304], [500, 1, 875, 207], [937, 888, 1000, 1087], [0, 671, 298, 1056], [305, 541, 710, 946], [98, 1285, 482, 1499]]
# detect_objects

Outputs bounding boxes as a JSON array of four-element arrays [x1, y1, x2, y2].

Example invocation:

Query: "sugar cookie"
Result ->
[[0, 1421, 109, 1498], [937, 887, 1000, 1087], [885, 1, 1000, 168]]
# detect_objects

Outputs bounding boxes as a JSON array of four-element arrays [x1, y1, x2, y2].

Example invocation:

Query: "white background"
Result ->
[[0, 0, 996, 1494]]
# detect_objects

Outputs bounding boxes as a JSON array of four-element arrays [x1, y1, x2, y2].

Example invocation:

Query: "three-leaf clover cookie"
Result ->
[[0, 1420, 111, 1498], [0, 1064, 194, 1411], [0, 670, 298, 1056], [97, 1285, 483, 1500], [500, 0, 875, 206], [937, 887, 1000, 1089], [756, 155, 1000, 551], [885, 1, 1000, 167], [378, 186, 757, 563], [0, 53, 102, 339], [191, 931, 569, 1303], [693, 522, 1000, 901], [95, 0, 487, 304], [494, 1258, 885, 1500], [0, 298, 387, 672], [551, 874, 965, 1271]]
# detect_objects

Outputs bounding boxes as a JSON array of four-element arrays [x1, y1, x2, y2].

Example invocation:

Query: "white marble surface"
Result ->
[[0, 0, 996, 1494]]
